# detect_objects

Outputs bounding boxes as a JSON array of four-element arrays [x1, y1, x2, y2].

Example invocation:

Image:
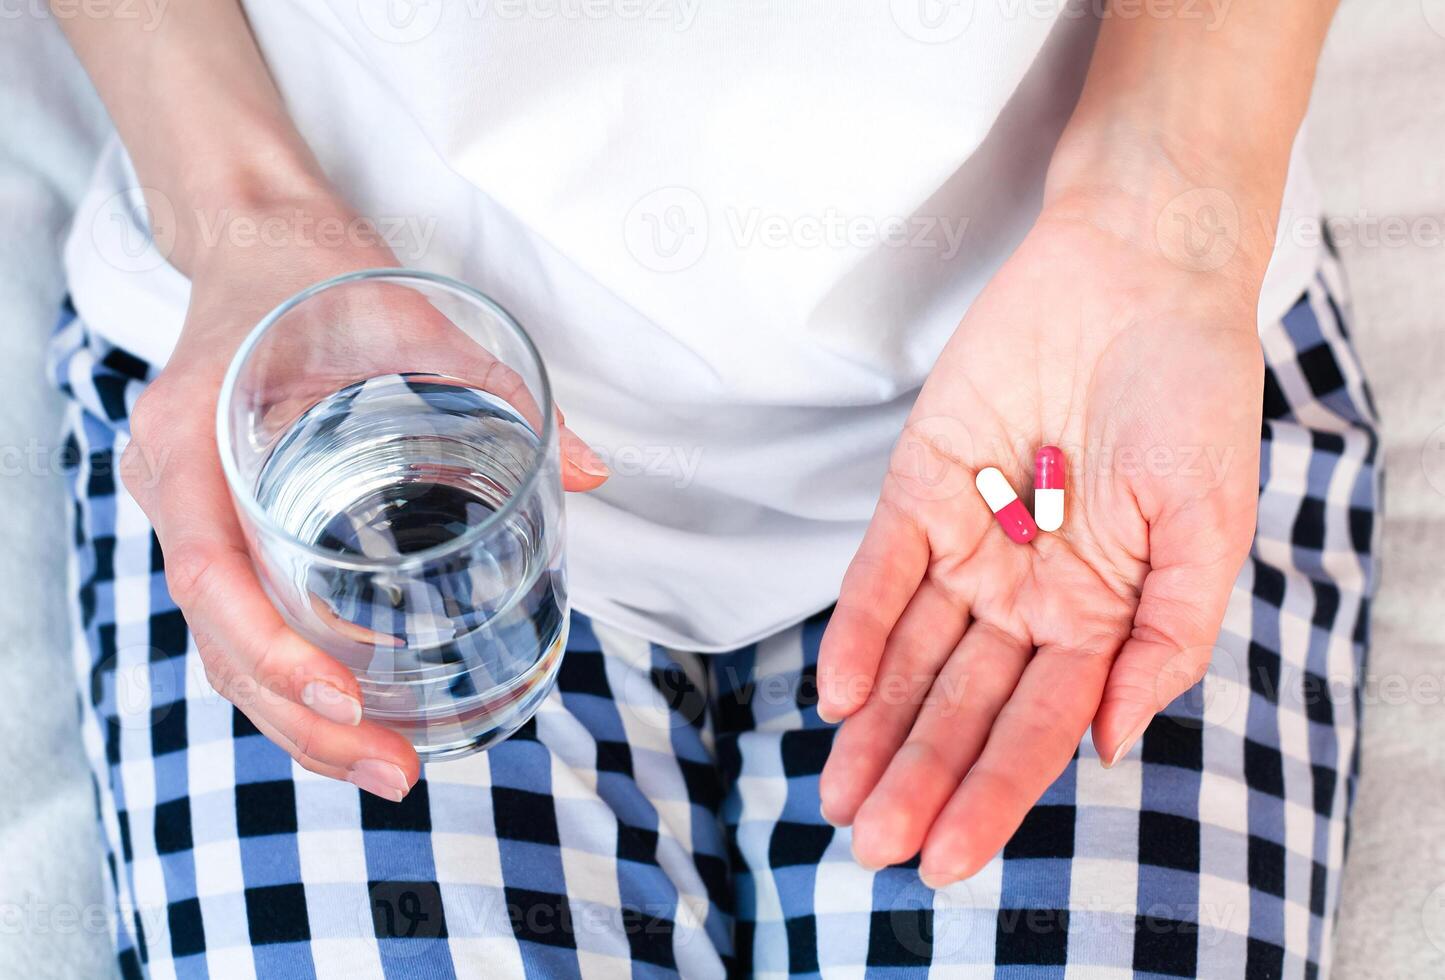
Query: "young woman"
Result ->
[[52, 1, 1375, 975]]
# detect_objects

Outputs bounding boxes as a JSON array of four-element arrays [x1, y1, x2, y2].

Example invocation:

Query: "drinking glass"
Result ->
[[217, 269, 567, 759]]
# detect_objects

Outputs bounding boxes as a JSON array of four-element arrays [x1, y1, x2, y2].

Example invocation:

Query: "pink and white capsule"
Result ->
[[975, 467, 1038, 544], [1034, 445, 1065, 532]]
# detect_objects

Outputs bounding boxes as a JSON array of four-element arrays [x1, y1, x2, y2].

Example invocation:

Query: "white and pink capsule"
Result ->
[[1033, 445, 1065, 532], [975, 467, 1038, 544], [975, 446, 1066, 543]]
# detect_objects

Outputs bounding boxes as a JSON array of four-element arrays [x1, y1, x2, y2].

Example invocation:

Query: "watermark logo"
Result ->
[[100, 647, 184, 731], [1424, 882, 1445, 954], [358, 881, 448, 956], [1156, 187, 1240, 273], [357, 0, 445, 42], [1423, 0, 1445, 40], [623, 186, 709, 273], [619, 659, 708, 731], [90, 187, 177, 274], [1152, 644, 1244, 733], [890, 0, 976, 43], [891, 416, 977, 502], [887, 880, 976, 956]]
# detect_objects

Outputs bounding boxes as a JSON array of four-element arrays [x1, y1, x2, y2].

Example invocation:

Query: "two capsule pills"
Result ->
[[975, 446, 1065, 544]]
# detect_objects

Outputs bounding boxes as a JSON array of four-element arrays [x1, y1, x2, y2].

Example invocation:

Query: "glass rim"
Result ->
[[215, 267, 558, 573]]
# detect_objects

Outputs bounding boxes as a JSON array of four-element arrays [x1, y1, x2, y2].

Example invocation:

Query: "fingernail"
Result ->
[[347, 759, 410, 802], [568, 439, 609, 478], [301, 681, 362, 726], [1105, 718, 1151, 769]]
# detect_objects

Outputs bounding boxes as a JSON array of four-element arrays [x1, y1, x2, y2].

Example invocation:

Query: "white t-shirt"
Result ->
[[64, 1, 1321, 650]]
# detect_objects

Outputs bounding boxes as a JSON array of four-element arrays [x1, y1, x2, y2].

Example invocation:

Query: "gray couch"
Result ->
[[1, 4, 1441, 976]]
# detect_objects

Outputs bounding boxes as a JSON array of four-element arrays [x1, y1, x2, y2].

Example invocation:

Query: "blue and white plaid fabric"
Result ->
[[50, 252, 1378, 978]]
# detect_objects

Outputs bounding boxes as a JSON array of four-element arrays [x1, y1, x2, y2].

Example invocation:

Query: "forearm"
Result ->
[[1046, 0, 1340, 284], [51, 0, 331, 274]]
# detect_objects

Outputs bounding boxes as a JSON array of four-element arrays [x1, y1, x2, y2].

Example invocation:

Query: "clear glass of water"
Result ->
[[216, 269, 567, 760]]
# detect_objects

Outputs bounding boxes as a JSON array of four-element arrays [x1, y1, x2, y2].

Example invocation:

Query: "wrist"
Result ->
[[1042, 112, 1285, 295], [157, 151, 340, 276]]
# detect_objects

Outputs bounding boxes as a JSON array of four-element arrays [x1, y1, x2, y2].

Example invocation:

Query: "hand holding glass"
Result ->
[[217, 271, 566, 760]]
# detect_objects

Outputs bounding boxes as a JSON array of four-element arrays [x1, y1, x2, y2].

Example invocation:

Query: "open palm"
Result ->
[[815, 211, 1264, 887]]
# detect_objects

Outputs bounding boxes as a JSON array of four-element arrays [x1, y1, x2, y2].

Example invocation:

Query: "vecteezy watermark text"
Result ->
[[357, 0, 700, 42], [623, 186, 972, 273], [890, 0, 1232, 44], [726, 207, 969, 259], [190, 209, 438, 260], [3, 0, 167, 30], [89, 187, 439, 272]]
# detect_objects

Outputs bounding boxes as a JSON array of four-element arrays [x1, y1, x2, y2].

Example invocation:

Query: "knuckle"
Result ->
[[201, 662, 227, 700], [193, 633, 259, 715], [203, 657, 245, 709], [127, 382, 175, 449], [196, 643, 225, 686], [195, 638, 234, 691], [1003, 706, 1076, 758], [164, 545, 223, 611], [118, 442, 148, 498], [480, 358, 525, 403], [288, 712, 321, 760], [123, 379, 193, 498], [897, 738, 948, 775], [970, 765, 1032, 813], [249, 643, 278, 693], [249, 633, 311, 706], [1061, 634, 1120, 661]]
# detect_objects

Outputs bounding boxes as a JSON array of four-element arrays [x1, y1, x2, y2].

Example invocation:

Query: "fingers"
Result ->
[[168, 541, 363, 712], [848, 623, 1031, 869], [232, 694, 419, 799], [181, 546, 416, 784], [335, 286, 612, 494], [424, 345, 610, 492], [243, 704, 418, 801], [559, 419, 610, 491], [1091, 559, 1235, 767], [919, 638, 1116, 887], [449, 357, 609, 491], [817, 498, 929, 722], [246, 712, 348, 781], [818, 578, 968, 826], [124, 379, 420, 794]]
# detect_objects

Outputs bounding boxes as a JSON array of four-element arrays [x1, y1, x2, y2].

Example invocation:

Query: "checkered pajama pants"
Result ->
[[51, 255, 1378, 979]]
